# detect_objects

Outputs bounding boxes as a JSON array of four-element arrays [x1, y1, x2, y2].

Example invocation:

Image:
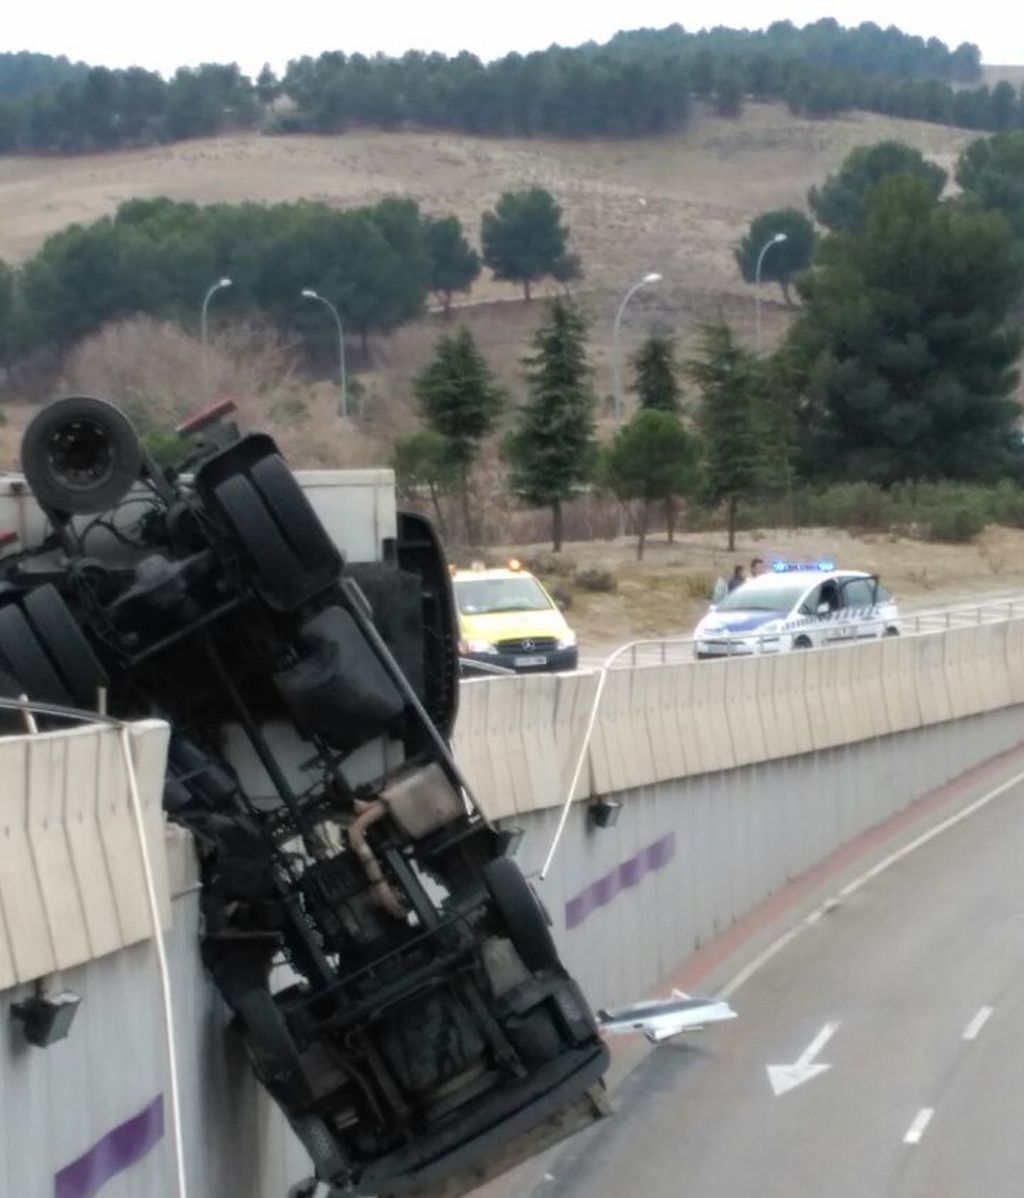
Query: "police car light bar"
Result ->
[[771, 558, 836, 573]]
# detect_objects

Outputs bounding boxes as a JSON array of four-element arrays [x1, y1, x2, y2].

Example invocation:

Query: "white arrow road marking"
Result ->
[[766, 1022, 840, 1097], [904, 1108, 935, 1145], [963, 1005, 994, 1041]]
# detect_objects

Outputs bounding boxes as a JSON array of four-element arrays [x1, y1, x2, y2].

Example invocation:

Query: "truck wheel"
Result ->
[[214, 474, 304, 608], [793, 635, 812, 650], [884, 626, 900, 637], [23, 585, 108, 707], [482, 857, 559, 973], [250, 454, 340, 573], [0, 604, 72, 705], [21, 396, 142, 515]]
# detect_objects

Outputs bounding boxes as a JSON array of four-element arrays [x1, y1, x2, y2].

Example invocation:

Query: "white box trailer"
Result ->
[[0, 468, 398, 564]]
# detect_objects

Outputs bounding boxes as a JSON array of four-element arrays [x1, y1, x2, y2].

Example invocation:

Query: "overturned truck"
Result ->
[[0, 397, 608, 1196]]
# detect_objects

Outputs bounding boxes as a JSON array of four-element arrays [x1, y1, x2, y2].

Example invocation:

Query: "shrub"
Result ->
[[574, 568, 617, 593]]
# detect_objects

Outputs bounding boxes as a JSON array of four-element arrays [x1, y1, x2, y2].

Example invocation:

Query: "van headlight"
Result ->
[[465, 639, 498, 655], [557, 630, 577, 649]]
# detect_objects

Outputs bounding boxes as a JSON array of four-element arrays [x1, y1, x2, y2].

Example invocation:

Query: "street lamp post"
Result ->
[[612, 271, 662, 431], [755, 233, 787, 355], [301, 289, 347, 419], [200, 277, 232, 351]]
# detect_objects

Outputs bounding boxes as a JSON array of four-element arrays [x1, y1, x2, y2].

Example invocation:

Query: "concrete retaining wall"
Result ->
[[454, 620, 1024, 820]]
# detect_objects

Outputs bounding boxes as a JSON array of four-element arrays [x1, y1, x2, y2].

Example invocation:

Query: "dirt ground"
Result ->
[[495, 524, 1024, 649]]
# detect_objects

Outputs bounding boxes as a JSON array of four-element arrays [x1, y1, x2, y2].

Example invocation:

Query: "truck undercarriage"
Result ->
[[0, 396, 608, 1196]]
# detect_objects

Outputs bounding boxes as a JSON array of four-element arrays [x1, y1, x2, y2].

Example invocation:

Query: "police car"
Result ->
[[693, 560, 901, 659]]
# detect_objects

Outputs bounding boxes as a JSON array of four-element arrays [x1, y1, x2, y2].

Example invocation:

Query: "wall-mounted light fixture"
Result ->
[[12, 989, 81, 1048]]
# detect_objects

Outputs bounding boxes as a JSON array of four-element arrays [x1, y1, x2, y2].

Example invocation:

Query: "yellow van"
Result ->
[[452, 561, 578, 673]]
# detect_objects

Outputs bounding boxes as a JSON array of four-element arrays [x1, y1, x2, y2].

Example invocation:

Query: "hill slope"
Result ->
[[0, 102, 981, 431]]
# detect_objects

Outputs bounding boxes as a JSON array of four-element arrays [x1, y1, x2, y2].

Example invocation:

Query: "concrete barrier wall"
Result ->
[[0, 720, 171, 990], [4, 629, 1023, 1194], [517, 702, 1024, 1012], [454, 620, 1024, 823], [0, 870, 309, 1198]]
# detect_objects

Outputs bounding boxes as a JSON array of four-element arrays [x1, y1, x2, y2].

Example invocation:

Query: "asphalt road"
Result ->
[[523, 775, 1024, 1198]]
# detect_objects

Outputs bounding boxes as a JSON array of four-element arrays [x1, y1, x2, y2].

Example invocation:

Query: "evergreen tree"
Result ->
[[789, 174, 1024, 484], [602, 410, 700, 558], [424, 215, 481, 316], [506, 299, 596, 551], [686, 322, 764, 551], [956, 131, 1024, 240], [392, 428, 457, 535], [413, 326, 504, 543], [0, 261, 14, 367], [481, 188, 571, 302], [735, 209, 816, 304], [631, 334, 682, 412], [256, 64, 280, 106], [808, 141, 947, 233]]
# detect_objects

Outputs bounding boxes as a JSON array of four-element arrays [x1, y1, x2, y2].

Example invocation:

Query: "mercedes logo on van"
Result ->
[[521, 640, 535, 652]]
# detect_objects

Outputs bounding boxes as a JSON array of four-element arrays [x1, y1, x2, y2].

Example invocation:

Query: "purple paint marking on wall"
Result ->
[[54, 1095, 164, 1198], [564, 832, 676, 930]]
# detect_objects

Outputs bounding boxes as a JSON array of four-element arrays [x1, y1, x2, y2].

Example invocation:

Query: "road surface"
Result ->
[[524, 773, 1024, 1198]]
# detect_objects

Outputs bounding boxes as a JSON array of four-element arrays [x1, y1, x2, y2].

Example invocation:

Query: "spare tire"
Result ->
[[482, 857, 559, 973], [21, 396, 143, 516]]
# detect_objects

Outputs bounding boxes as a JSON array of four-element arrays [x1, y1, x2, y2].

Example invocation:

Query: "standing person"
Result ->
[[727, 564, 746, 592], [750, 557, 765, 577]]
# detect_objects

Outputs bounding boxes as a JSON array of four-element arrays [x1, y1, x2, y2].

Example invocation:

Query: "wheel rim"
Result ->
[[45, 418, 116, 494]]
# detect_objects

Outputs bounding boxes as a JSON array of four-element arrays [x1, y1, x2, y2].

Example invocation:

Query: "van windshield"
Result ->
[[456, 576, 551, 615]]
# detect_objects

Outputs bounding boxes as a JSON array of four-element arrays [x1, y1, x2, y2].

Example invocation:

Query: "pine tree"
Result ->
[[413, 327, 504, 543], [602, 410, 700, 559], [506, 298, 596, 551], [790, 174, 1024, 483], [631, 334, 682, 413], [686, 322, 764, 551]]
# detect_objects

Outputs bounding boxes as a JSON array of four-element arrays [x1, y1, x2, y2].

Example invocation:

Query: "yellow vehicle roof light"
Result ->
[[508, 557, 522, 572], [448, 563, 458, 577]]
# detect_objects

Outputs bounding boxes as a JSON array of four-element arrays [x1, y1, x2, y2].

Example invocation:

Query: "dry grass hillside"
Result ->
[[0, 100, 982, 425]]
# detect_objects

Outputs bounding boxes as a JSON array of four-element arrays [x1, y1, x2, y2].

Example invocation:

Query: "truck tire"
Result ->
[[214, 474, 304, 609], [482, 857, 559, 973], [250, 454, 339, 573], [23, 585, 108, 707], [21, 396, 143, 515], [0, 604, 72, 705]]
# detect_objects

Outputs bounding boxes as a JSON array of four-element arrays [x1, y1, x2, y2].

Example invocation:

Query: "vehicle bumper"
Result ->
[[356, 1041, 609, 1197], [462, 647, 579, 674], [694, 636, 787, 660]]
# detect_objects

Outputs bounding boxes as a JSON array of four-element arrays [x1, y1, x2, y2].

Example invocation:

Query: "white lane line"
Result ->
[[720, 765, 1024, 1001], [903, 1107, 935, 1145], [963, 1005, 994, 1041]]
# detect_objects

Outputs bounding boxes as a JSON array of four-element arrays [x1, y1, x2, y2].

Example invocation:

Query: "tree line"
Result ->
[[0, 21, 994, 154], [0, 187, 575, 367], [399, 129, 1024, 555]]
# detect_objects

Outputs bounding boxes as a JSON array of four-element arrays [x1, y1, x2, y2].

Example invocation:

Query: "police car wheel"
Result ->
[[793, 635, 812, 650]]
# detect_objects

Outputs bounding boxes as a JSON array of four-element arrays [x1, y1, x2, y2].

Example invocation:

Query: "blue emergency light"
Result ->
[[770, 558, 836, 573]]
